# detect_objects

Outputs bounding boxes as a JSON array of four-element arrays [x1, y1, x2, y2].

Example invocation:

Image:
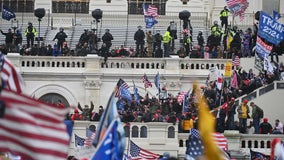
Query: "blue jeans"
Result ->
[[253, 118, 260, 134]]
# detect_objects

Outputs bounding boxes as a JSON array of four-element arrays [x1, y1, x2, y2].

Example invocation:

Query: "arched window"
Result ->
[[39, 93, 69, 107], [132, 126, 139, 138], [124, 126, 130, 137], [167, 126, 175, 138], [140, 126, 147, 138]]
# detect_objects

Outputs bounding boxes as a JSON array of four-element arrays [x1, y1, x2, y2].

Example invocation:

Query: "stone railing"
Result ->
[[7, 54, 235, 76], [70, 121, 284, 159]]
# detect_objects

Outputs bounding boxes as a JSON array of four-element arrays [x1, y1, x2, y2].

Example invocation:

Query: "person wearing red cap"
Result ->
[[259, 118, 273, 134], [237, 99, 250, 133], [226, 97, 237, 130]]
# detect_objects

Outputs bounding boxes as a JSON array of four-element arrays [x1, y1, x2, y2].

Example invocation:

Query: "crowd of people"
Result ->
[[65, 58, 284, 134]]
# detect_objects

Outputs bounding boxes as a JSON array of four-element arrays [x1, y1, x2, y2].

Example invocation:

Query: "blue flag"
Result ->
[[133, 82, 140, 104], [258, 11, 284, 45], [93, 91, 126, 159], [183, 90, 191, 113], [273, 10, 281, 20], [91, 119, 123, 160], [2, 5, 16, 21], [154, 72, 160, 92], [120, 87, 132, 104], [145, 16, 158, 29], [74, 134, 85, 147]]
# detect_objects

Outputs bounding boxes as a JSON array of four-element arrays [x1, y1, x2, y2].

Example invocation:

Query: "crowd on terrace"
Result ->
[[67, 60, 284, 134]]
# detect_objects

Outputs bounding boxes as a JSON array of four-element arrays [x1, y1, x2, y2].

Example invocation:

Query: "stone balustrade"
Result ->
[[70, 121, 284, 159]]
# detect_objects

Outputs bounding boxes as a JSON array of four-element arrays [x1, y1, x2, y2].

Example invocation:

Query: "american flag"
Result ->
[[84, 128, 96, 147], [75, 134, 85, 147], [0, 53, 25, 93], [189, 129, 228, 150], [213, 132, 228, 151], [186, 136, 204, 159], [232, 55, 240, 67], [143, 3, 158, 17], [142, 74, 152, 88], [0, 89, 70, 160], [115, 78, 130, 97], [226, 0, 248, 22], [129, 140, 160, 160]]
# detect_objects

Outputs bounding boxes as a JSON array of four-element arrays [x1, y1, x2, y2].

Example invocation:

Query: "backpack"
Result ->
[[258, 107, 264, 118]]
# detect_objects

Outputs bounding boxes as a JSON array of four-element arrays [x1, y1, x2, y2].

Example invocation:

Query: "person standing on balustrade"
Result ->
[[162, 30, 172, 58], [53, 27, 68, 51], [250, 102, 263, 134], [134, 26, 145, 57], [102, 29, 113, 52], [0, 28, 14, 52], [167, 21, 177, 52], [237, 99, 250, 133], [25, 22, 37, 48]]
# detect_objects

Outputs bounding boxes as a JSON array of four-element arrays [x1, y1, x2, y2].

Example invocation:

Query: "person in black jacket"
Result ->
[[134, 26, 145, 57], [53, 27, 68, 51], [167, 21, 177, 51], [102, 29, 113, 51], [0, 28, 14, 52]]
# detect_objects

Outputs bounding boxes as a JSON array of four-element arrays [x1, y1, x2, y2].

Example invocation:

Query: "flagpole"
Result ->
[[126, 123, 131, 157]]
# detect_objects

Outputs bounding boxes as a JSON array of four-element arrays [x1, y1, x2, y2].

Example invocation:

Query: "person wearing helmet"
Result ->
[[53, 27, 68, 51], [220, 6, 230, 32], [167, 21, 177, 52], [25, 22, 37, 48], [102, 28, 113, 51], [0, 28, 14, 52], [134, 26, 145, 57]]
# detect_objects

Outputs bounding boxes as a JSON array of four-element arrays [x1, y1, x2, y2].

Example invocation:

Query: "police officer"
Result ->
[[102, 29, 113, 51], [134, 26, 145, 57], [220, 6, 230, 31], [167, 21, 177, 51], [162, 30, 172, 57], [53, 27, 68, 51], [25, 22, 37, 48]]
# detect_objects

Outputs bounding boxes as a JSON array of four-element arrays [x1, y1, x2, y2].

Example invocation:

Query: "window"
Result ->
[[124, 126, 130, 137], [39, 93, 69, 107], [132, 126, 139, 138], [168, 126, 175, 138], [52, 0, 89, 14], [0, 0, 35, 12], [140, 126, 147, 138]]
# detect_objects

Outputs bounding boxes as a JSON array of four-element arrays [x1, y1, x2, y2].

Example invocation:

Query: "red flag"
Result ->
[[0, 89, 70, 160], [0, 53, 25, 93]]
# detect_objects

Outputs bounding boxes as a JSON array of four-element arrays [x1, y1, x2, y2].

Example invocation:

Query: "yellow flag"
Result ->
[[194, 84, 223, 160], [227, 33, 233, 50]]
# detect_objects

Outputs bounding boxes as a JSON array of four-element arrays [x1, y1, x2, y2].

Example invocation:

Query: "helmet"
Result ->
[[59, 27, 64, 32], [105, 29, 110, 32], [213, 20, 218, 25], [28, 22, 32, 26], [233, 25, 238, 31]]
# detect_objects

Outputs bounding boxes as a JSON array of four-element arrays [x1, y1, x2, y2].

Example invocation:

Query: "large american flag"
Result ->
[[0, 53, 25, 93], [142, 74, 152, 88], [143, 4, 158, 17], [129, 140, 160, 160], [84, 128, 96, 147], [115, 78, 130, 97], [0, 89, 70, 160]]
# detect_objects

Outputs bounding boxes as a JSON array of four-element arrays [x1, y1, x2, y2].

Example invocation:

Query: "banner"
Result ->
[[255, 36, 273, 59], [258, 11, 284, 45], [254, 54, 264, 72], [224, 61, 232, 77]]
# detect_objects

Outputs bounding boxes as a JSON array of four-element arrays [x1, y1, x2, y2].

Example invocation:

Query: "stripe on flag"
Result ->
[[0, 53, 25, 93], [0, 89, 70, 160]]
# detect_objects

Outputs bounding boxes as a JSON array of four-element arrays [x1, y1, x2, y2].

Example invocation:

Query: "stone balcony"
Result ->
[[70, 121, 284, 160]]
